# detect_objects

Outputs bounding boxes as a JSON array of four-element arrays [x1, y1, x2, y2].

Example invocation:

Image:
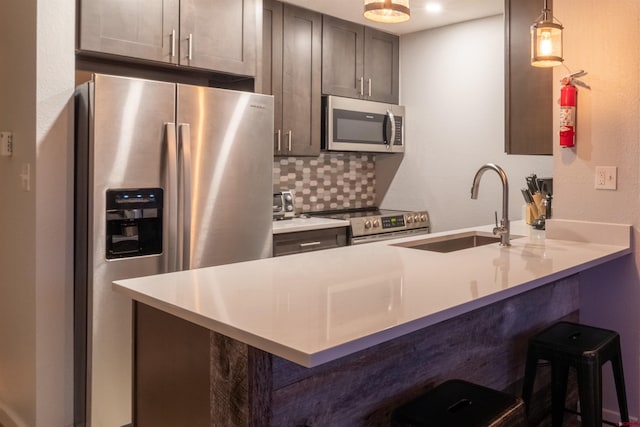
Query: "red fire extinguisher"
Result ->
[[559, 70, 589, 148]]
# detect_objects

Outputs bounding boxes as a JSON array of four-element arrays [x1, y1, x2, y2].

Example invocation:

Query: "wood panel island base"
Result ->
[[135, 276, 579, 427]]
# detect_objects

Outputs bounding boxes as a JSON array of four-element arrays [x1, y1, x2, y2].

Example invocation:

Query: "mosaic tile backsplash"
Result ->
[[273, 153, 376, 212]]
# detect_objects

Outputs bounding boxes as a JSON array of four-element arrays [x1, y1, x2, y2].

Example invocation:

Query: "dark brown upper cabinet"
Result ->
[[262, 0, 322, 156], [78, 0, 257, 77], [505, 0, 553, 155], [322, 16, 400, 104]]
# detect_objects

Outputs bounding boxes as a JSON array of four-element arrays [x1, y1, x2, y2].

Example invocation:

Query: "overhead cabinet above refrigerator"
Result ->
[[74, 74, 273, 427], [78, 0, 258, 76]]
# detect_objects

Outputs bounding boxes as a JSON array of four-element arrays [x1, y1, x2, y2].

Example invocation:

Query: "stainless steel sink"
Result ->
[[391, 231, 519, 253]]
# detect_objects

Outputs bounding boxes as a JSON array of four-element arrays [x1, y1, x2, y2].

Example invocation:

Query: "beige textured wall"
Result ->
[[553, 0, 640, 419], [0, 1, 38, 425], [0, 0, 75, 425]]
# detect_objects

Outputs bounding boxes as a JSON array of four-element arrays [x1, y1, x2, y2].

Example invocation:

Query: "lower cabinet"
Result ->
[[273, 227, 348, 256]]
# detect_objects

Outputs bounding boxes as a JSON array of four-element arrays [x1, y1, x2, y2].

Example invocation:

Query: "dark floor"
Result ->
[[535, 415, 615, 427], [562, 416, 582, 427]]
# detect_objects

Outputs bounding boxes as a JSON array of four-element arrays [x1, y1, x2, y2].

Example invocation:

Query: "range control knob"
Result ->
[[413, 214, 420, 223], [420, 214, 427, 222], [284, 193, 292, 201], [286, 205, 294, 211], [373, 219, 380, 228], [406, 215, 413, 224], [364, 220, 372, 229]]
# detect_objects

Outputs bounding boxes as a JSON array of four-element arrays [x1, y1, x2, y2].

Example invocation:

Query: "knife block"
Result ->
[[532, 193, 545, 218], [525, 204, 538, 225]]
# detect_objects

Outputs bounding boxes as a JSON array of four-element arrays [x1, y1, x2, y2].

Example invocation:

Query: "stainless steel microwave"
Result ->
[[322, 96, 405, 153]]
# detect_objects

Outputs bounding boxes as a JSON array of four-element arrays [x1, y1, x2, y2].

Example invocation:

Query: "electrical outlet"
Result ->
[[595, 166, 617, 190], [0, 131, 13, 156]]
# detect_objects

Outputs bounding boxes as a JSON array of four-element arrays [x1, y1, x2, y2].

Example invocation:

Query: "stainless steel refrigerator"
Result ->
[[74, 74, 274, 427]]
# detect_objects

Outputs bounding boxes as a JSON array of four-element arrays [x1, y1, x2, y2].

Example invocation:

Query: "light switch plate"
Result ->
[[20, 163, 30, 192], [595, 166, 617, 190], [0, 131, 13, 156]]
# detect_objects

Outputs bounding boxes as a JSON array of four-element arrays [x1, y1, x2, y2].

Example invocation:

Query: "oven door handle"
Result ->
[[351, 227, 430, 245]]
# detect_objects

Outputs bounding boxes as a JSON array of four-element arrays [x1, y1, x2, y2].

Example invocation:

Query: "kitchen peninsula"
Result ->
[[115, 220, 631, 426]]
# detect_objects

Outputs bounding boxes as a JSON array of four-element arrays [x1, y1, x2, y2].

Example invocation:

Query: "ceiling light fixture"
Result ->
[[530, 0, 563, 67], [364, 0, 410, 24], [425, 3, 442, 14]]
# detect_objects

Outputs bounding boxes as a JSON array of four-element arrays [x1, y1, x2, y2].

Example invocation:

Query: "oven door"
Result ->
[[323, 96, 405, 153], [350, 227, 430, 245]]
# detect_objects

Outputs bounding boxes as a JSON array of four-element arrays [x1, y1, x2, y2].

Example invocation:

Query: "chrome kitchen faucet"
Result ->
[[470, 163, 510, 246]]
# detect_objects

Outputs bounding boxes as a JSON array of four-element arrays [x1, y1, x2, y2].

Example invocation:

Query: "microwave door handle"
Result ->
[[178, 123, 192, 270], [385, 110, 395, 150]]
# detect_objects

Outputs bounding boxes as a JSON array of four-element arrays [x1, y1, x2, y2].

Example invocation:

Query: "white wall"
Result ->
[[0, 0, 75, 425], [553, 0, 640, 420], [380, 15, 553, 233], [35, 0, 75, 424]]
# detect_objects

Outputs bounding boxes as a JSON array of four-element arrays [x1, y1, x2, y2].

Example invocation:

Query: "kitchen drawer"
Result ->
[[273, 227, 348, 256]]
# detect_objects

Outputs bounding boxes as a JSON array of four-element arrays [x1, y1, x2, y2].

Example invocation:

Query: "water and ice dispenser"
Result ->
[[105, 188, 163, 259]]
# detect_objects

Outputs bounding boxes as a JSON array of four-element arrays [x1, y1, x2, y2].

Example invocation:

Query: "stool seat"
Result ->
[[522, 321, 629, 427], [530, 321, 621, 358], [392, 379, 526, 427]]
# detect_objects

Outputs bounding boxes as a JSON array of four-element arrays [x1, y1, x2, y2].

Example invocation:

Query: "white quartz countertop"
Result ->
[[114, 220, 631, 368], [272, 216, 350, 234]]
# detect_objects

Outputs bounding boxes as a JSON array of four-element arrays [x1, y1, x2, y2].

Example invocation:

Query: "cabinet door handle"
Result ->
[[287, 130, 292, 151], [299, 241, 321, 248], [170, 29, 176, 58], [359, 77, 364, 96], [276, 129, 282, 152], [368, 78, 372, 97], [187, 33, 193, 61]]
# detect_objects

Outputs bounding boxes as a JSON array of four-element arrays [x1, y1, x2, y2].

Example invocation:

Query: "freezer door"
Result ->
[[81, 74, 176, 427], [176, 85, 274, 268]]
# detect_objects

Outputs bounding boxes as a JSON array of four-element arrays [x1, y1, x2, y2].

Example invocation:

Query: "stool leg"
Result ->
[[576, 362, 602, 427], [611, 349, 630, 423], [551, 361, 569, 427], [521, 347, 538, 414]]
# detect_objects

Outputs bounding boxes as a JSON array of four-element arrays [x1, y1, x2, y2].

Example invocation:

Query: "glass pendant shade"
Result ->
[[530, 1, 563, 67], [364, 0, 410, 24]]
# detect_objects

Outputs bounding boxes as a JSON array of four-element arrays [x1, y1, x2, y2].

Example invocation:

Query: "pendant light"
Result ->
[[530, 0, 563, 67], [364, 0, 410, 24]]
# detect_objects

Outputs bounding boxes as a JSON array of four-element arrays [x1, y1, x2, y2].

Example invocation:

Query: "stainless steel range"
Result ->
[[311, 208, 430, 244]]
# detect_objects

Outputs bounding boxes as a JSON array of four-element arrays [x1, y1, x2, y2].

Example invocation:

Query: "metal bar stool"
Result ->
[[521, 321, 629, 427], [391, 379, 526, 427]]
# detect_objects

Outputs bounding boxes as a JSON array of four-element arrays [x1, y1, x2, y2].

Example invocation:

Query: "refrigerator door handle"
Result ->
[[166, 122, 179, 271], [178, 123, 193, 270]]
